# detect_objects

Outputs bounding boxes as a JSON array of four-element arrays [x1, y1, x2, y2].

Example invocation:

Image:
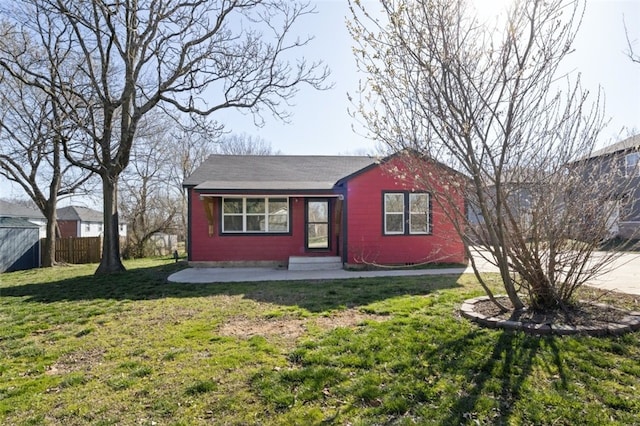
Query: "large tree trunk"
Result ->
[[96, 174, 125, 274], [41, 202, 57, 267], [41, 158, 61, 268]]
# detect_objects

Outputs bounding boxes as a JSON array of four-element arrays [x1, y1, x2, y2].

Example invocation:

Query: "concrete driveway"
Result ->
[[467, 247, 640, 296], [168, 249, 640, 296], [585, 252, 640, 295]]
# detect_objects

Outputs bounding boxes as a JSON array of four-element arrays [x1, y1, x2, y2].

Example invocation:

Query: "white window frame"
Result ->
[[625, 152, 640, 177], [384, 192, 431, 235], [409, 193, 430, 235], [221, 197, 289, 233], [384, 193, 405, 235]]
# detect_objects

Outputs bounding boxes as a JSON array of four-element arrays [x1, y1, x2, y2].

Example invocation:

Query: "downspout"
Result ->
[[187, 188, 192, 262], [340, 188, 348, 266]]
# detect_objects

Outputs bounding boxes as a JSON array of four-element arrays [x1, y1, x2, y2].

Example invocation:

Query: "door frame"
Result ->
[[304, 198, 331, 251]]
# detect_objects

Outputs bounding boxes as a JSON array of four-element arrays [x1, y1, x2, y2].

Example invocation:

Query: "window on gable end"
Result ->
[[384, 193, 405, 234], [409, 193, 430, 234], [383, 192, 431, 235], [625, 152, 639, 177]]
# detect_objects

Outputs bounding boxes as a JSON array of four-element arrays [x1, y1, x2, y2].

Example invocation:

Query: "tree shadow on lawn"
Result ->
[[0, 263, 464, 313], [436, 331, 563, 425], [256, 323, 568, 424], [389, 331, 564, 424]]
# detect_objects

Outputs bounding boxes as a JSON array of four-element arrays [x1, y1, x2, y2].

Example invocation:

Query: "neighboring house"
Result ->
[[466, 170, 538, 242], [0, 200, 47, 238], [579, 134, 640, 239], [57, 206, 127, 238], [183, 154, 466, 268]]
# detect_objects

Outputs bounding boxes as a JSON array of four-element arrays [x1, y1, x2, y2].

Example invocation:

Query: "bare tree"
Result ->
[[164, 119, 222, 248], [0, 38, 94, 267], [348, 0, 630, 311], [118, 114, 181, 258], [164, 128, 282, 247], [121, 124, 281, 258], [0, 0, 329, 274], [624, 16, 640, 64], [216, 133, 282, 155]]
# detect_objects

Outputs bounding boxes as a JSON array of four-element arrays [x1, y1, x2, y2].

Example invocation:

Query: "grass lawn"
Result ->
[[1, 259, 639, 425]]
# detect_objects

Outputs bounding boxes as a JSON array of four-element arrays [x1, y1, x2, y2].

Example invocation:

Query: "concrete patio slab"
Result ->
[[168, 266, 469, 284], [168, 249, 640, 296]]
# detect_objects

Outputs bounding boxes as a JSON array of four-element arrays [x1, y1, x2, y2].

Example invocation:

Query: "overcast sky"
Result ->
[[2, 0, 639, 202]]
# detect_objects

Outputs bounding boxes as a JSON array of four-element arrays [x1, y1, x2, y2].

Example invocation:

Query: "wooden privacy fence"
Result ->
[[54, 237, 102, 264]]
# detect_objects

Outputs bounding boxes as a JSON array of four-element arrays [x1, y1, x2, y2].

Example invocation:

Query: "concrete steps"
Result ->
[[288, 256, 343, 271]]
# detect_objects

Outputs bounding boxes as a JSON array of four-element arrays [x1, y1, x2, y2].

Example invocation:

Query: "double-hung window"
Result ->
[[384, 192, 430, 235], [384, 193, 405, 234], [222, 197, 289, 233], [409, 193, 429, 234], [625, 152, 639, 177]]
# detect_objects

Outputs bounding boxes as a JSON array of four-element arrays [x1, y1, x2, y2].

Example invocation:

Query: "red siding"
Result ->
[[345, 158, 466, 265], [188, 195, 338, 263], [58, 220, 78, 238]]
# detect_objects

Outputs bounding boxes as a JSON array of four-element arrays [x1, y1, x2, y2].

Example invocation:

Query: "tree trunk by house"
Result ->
[[96, 175, 125, 274], [41, 201, 57, 267]]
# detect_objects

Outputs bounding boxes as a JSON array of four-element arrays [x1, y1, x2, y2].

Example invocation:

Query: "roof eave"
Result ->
[[194, 188, 342, 196]]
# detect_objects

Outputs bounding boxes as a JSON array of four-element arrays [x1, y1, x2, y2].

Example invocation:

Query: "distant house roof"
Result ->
[[56, 206, 103, 222], [587, 134, 640, 159], [0, 216, 40, 228], [0, 200, 45, 220], [184, 155, 378, 192]]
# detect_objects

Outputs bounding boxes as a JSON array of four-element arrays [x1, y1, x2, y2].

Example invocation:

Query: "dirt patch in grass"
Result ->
[[46, 348, 106, 375], [218, 309, 387, 340]]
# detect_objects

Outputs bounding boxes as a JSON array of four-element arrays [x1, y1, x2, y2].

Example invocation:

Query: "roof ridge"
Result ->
[[184, 155, 378, 189]]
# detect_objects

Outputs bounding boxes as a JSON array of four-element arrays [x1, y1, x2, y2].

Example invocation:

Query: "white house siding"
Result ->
[[28, 218, 47, 239], [78, 221, 104, 238], [76, 221, 127, 238]]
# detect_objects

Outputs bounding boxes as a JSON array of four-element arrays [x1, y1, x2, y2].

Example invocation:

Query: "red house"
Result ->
[[184, 153, 466, 269]]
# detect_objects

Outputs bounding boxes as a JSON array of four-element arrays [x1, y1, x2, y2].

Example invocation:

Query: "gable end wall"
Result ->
[[345, 158, 465, 265]]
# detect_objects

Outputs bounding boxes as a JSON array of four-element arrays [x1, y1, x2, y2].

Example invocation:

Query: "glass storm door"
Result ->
[[306, 200, 330, 250]]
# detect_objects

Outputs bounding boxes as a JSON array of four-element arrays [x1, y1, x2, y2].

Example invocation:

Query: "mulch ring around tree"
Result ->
[[461, 294, 640, 336]]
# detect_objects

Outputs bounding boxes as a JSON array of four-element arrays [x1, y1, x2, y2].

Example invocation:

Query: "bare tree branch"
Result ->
[[0, 0, 330, 273], [0, 23, 95, 266], [215, 133, 282, 155], [624, 15, 640, 64], [348, 0, 630, 311]]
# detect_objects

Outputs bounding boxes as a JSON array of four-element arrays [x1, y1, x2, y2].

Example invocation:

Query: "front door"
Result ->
[[306, 199, 330, 250]]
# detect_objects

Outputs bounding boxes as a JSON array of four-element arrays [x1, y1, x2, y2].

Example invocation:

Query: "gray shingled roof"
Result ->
[[56, 206, 103, 222], [0, 216, 40, 228], [588, 134, 640, 159], [184, 155, 378, 191], [0, 200, 45, 220]]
